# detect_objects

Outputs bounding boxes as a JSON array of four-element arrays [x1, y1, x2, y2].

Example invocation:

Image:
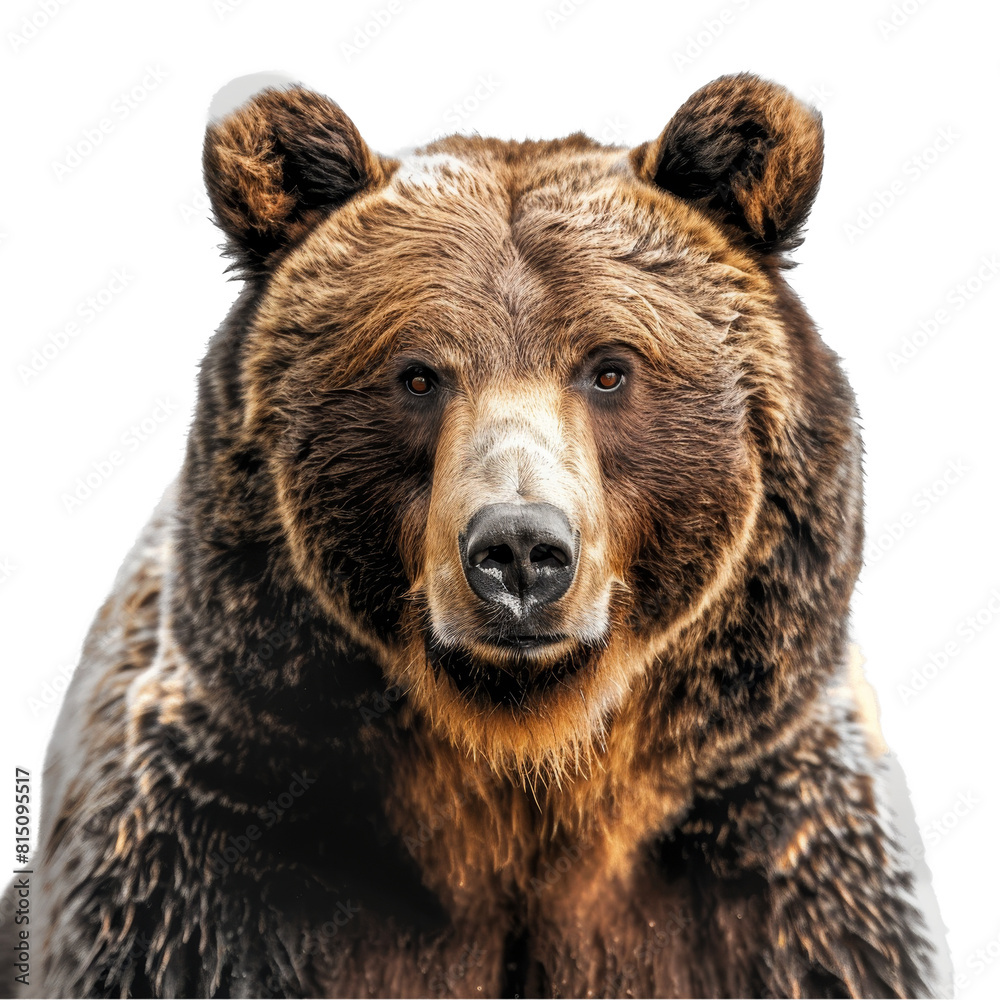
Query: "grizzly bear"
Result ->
[[3, 73, 938, 998]]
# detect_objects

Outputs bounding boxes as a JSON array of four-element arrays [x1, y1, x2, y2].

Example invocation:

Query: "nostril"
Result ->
[[529, 543, 569, 568], [471, 544, 514, 568]]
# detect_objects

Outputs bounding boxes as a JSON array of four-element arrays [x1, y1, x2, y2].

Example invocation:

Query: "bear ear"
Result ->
[[633, 73, 823, 255], [203, 86, 385, 276]]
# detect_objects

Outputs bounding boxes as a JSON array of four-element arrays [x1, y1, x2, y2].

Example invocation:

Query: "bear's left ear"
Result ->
[[203, 86, 387, 276], [633, 73, 823, 255]]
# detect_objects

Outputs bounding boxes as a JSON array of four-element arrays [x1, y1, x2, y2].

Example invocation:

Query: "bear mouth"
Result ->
[[425, 634, 598, 707], [486, 633, 567, 650]]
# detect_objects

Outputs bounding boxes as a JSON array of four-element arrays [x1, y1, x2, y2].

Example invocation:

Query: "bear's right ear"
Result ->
[[633, 73, 823, 256], [203, 86, 386, 276]]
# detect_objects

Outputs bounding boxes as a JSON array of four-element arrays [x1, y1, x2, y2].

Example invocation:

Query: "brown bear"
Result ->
[[2, 73, 938, 998]]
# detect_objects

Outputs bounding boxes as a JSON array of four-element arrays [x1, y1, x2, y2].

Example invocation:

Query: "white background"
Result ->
[[1, 0, 997, 996]]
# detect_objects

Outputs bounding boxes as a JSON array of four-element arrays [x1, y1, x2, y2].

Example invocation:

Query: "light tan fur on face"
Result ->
[[420, 379, 617, 653]]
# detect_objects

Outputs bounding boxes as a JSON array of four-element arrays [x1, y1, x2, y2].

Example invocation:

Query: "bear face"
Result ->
[[200, 75, 839, 778]]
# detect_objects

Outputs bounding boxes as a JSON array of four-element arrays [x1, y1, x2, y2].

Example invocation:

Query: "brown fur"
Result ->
[[1, 75, 938, 998]]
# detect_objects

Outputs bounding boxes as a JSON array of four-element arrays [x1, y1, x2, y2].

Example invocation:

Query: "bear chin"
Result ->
[[384, 619, 653, 782], [425, 633, 602, 708]]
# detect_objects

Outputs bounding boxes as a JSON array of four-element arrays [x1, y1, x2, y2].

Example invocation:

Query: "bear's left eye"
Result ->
[[594, 369, 624, 392], [404, 366, 436, 396]]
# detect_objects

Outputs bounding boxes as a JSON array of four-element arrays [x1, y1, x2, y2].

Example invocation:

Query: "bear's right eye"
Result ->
[[404, 366, 436, 396]]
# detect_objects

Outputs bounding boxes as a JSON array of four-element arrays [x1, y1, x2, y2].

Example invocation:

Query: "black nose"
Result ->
[[461, 502, 576, 612]]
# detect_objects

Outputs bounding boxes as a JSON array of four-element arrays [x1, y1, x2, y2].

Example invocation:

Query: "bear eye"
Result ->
[[594, 369, 624, 392], [404, 366, 436, 396]]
